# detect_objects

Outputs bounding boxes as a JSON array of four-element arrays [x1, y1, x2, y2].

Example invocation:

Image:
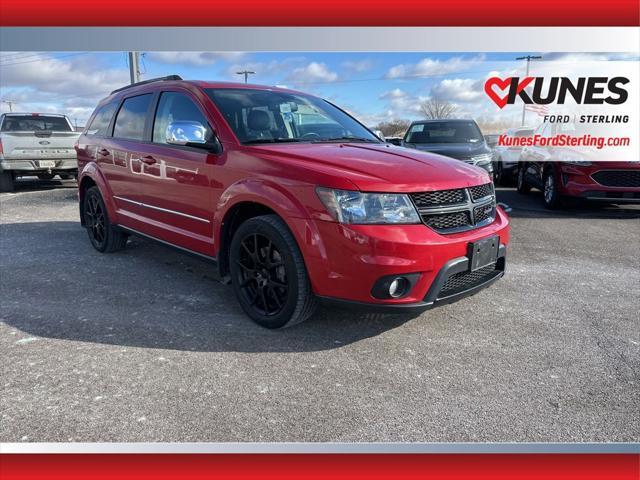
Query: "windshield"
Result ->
[[205, 88, 380, 145], [1, 115, 72, 132], [405, 121, 483, 144]]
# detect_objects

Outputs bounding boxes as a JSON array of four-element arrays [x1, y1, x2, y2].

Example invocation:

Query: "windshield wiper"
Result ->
[[312, 136, 379, 143], [243, 138, 303, 145]]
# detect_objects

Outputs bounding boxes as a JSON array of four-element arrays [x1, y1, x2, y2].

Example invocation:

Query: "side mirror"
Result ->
[[166, 121, 208, 145], [166, 121, 222, 153]]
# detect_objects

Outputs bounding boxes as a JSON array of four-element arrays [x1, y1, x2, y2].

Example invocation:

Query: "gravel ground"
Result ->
[[1, 178, 639, 442]]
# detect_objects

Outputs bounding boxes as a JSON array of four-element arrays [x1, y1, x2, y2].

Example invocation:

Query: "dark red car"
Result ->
[[76, 76, 510, 328], [517, 123, 640, 208]]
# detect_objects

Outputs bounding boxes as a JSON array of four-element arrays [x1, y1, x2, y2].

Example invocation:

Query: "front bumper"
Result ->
[[558, 164, 640, 202], [319, 244, 506, 313], [294, 206, 509, 306], [0, 158, 77, 173]]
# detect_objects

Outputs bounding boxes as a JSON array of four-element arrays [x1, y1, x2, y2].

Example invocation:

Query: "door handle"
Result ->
[[141, 155, 157, 165], [98, 148, 110, 156]]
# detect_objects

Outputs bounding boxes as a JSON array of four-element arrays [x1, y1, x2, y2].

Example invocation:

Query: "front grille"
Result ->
[[439, 263, 500, 298], [473, 204, 495, 224], [409, 183, 496, 234], [411, 188, 466, 207], [469, 183, 494, 201], [424, 211, 471, 230], [591, 170, 640, 188]]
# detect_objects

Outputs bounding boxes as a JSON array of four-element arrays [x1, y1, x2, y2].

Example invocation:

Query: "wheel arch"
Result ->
[[78, 165, 117, 226], [214, 178, 320, 282]]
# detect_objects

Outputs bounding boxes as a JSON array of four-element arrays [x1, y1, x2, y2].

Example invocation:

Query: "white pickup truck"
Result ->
[[0, 113, 80, 192]]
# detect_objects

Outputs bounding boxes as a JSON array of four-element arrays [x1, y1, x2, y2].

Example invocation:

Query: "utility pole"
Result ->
[[2, 100, 14, 112], [236, 70, 256, 83], [516, 55, 542, 126], [128, 52, 141, 84]]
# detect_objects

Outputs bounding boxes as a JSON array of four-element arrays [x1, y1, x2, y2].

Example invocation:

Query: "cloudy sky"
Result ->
[[0, 51, 637, 128]]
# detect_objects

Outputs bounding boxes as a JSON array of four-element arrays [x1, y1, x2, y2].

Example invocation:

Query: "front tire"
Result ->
[[516, 163, 531, 194], [83, 186, 128, 253], [542, 168, 563, 209], [229, 215, 316, 329], [493, 159, 504, 186]]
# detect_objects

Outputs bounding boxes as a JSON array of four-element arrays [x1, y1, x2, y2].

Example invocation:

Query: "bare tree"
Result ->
[[419, 97, 458, 119], [375, 119, 411, 137]]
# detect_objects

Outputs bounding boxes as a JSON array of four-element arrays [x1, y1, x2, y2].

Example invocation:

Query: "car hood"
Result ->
[[248, 142, 490, 192], [405, 142, 491, 160]]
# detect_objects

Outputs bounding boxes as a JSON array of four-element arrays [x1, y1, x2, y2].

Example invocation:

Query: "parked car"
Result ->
[[77, 76, 509, 328], [401, 119, 494, 175], [492, 127, 534, 185], [517, 122, 640, 208], [0, 113, 80, 192]]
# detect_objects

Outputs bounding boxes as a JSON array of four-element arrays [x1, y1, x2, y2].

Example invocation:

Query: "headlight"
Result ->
[[471, 154, 493, 165], [557, 152, 592, 166], [316, 188, 421, 224]]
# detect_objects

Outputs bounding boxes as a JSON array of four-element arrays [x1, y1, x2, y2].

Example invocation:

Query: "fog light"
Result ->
[[389, 277, 408, 298]]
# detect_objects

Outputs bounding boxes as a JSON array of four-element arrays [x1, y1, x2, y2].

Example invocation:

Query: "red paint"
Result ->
[[1, 454, 638, 480], [0, 0, 638, 26], [77, 80, 508, 306]]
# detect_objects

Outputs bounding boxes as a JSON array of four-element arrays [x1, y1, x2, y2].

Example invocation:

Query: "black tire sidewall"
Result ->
[[517, 164, 530, 193], [543, 168, 561, 208], [83, 187, 109, 252], [229, 217, 302, 329]]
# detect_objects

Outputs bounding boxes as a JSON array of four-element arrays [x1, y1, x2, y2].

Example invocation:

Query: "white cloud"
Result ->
[[288, 62, 338, 84], [386, 54, 486, 79], [379, 88, 425, 115], [147, 51, 246, 66], [0, 53, 130, 123], [430, 78, 484, 102]]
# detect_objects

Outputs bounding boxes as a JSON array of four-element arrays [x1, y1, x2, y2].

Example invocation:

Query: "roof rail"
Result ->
[[110, 75, 183, 95]]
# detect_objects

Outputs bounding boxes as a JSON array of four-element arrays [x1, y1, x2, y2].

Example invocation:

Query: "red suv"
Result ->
[[77, 76, 510, 328]]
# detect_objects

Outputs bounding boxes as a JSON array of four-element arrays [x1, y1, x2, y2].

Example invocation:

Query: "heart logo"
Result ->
[[484, 77, 534, 109]]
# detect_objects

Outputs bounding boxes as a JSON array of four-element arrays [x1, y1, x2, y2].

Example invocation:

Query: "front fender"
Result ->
[[214, 178, 331, 285]]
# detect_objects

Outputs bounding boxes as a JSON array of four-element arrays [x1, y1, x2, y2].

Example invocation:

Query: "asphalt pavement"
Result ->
[[1, 177, 639, 442]]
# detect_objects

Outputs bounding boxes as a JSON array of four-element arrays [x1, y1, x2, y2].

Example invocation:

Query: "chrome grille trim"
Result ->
[[409, 183, 496, 234]]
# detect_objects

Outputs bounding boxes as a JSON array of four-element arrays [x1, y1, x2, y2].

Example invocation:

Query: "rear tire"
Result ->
[[229, 214, 317, 329], [37, 173, 55, 181], [516, 163, 531, 194], [83, 186, 128, 253], [0, 171, 14, 192]]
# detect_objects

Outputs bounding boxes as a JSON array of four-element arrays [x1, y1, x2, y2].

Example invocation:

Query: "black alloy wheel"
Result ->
[[229, 215, 316, 328], [83, 186, 128, 253], [237, 232, 288, 317]]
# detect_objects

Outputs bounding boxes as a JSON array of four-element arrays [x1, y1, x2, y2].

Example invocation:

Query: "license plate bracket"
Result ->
[[468, 235, 499, 271]]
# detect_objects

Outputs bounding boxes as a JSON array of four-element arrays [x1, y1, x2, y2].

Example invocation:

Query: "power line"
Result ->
[[0, 52, 91, 67]]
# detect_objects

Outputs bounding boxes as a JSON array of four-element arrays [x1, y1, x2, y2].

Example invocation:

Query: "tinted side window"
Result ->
[[113, 94, 153, 141], [86, 102, 118, 136], [152, 92, 211, 144]]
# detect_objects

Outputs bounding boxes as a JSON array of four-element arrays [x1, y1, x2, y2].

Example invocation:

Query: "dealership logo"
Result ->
[[484, 77, 629, 109]]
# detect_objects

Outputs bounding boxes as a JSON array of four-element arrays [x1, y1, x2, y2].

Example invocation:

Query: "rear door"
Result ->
[[134, 90, 216, 255], [102, 93, 155, 222]]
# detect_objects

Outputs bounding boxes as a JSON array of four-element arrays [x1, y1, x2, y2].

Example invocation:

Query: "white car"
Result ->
[[492, 127, 534, 185]]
